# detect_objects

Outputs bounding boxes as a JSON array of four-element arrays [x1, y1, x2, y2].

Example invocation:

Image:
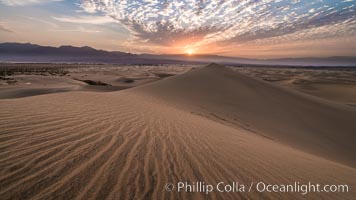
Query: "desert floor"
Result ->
[[0, 63, 355, 199]]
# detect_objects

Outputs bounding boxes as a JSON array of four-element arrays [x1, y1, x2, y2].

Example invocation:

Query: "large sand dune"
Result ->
[[0, 64, 355, 199], [135, 64, 356, 167]]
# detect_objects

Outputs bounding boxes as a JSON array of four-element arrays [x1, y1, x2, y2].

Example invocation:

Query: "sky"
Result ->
[[0, 0, 355, 58]]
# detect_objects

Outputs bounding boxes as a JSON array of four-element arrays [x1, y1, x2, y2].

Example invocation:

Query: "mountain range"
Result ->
[[1, 42, 356, 67]]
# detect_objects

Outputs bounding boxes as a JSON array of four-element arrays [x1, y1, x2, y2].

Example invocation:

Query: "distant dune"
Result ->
[[0, 64, 355, 199]]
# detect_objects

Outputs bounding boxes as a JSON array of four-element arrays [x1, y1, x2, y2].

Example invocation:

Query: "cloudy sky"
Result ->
[[0, 0, 355, 58]]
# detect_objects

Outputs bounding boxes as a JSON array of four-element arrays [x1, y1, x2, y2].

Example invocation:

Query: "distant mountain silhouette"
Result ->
[[0, 43, 131, 57], [1, 43, 355, 66]]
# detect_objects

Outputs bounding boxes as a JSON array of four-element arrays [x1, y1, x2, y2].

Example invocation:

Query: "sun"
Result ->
[[186, 49, 194, 55]]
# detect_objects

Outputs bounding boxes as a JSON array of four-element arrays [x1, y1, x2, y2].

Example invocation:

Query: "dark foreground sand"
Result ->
[[0, 64, 355, 199]]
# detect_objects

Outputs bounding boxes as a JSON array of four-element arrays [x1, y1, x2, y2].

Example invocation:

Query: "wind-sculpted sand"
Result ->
[[0, 64, 355, 199]]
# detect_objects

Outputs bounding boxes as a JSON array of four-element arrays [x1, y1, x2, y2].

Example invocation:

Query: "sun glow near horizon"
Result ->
[[186, 49, 195, 55]]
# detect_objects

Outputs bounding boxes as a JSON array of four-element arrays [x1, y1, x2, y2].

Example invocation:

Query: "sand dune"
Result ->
[[0, 64, 192, 99], [231, 66, 356, 106], [0, 64, 355, 199], [135, 64, 356, 167], [289, 82, 356, 106], [0, 75, 83, 99]]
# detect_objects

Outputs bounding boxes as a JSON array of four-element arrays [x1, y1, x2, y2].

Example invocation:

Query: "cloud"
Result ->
[[27, 17, 59, 28], [49, 27, 101, 33], [0, 24, 13, 32], [81, 0, 355, 51], [53, 15, 116, 25], [0, 0, 62, 6]]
